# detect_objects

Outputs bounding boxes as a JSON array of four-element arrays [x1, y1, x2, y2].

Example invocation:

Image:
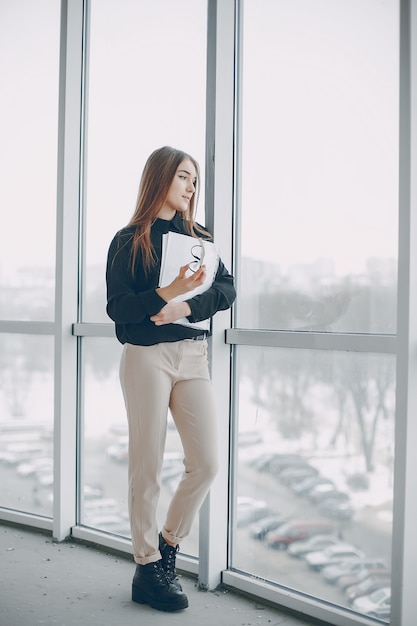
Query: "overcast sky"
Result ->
[[0, 0, 399, 284]]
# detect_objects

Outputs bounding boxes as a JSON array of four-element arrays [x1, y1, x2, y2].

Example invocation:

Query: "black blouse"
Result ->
[[106, 213, 236, 345]]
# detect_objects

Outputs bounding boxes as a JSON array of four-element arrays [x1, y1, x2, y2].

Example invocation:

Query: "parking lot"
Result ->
[[0, 424, 392, 621]]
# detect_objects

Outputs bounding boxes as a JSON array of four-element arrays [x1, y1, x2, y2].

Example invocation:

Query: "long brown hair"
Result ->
[[127, 146, 209, 276]]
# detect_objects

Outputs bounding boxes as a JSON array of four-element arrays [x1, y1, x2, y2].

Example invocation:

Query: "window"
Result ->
[[0, 0, 59, 321], [236, 0, 398, 334], [0, 334, 54, 517], [79, 0, 207, 559], [230, 1, 399, 621], [231, 345, 394, 614], [0, 0, 59, 519], [83, 0, 208, 323]]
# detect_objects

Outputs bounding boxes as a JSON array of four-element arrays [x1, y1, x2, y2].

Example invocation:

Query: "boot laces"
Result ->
[[164, 544, 178, 579], [152, 560, 171, 587]]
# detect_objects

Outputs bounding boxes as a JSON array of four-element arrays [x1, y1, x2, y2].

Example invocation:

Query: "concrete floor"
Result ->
[[0, 521, 327, 626]]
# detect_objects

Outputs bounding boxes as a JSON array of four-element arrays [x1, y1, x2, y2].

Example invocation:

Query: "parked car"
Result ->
[[236, 496, 269, 527], [278, 465, 319, 486], [345, 573, 391, 604], [270, 458, 312, 477], [273, 457, 309, 471], [0, 443, 46, 465], [107, 437, 128, 463], [291, 476, 335, 496], [248, 453, 276, 471], [238, 430, 263, 447], [84, 514, 131, 537], [248, 515, 289, 541], [368, 599, 391, 622], [84, 498, 120, 517], [287, 534, 341, 558], [35, 466, 53, 487], [367, 604, 391, 620], [338, 566, 390, 591], [84, 484, 104, 500], [266, 519, 334, 549], [250, 453, 301, 473], [351, 586, 391, 616], [308, 483, 350, 504], [16, 456, 53, 477], [305, 543, 364, 570], [319, 497, 354, 520], [322, 558, 387, 584]]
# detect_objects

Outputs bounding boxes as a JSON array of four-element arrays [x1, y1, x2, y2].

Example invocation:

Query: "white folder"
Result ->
[[159, 231, 219, 330]]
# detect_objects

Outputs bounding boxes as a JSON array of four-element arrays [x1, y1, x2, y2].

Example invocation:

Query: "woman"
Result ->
[[106, 146, 236, 612]]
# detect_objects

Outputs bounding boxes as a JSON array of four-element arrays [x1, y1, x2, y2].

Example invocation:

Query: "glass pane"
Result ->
[[0, 334, 54, 517], [237, 0, 399, 334], [80, 338, 198, 558], [0, 0, 59, 321], [80, 338, 129, 535], [231, 345, 393, 623], [83, 0, 207, 322]]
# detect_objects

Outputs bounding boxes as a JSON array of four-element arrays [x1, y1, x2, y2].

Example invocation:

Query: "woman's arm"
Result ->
[[106, 233, 167, 324], [185, 259, 236, 323]]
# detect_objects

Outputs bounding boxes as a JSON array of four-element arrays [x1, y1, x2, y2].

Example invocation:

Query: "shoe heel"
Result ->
[[132, 583, 146, 604]]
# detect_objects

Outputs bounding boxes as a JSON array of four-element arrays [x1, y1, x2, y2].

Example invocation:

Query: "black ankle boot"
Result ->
[[132, 560, 188, 611], [159, 532, 182, 590]]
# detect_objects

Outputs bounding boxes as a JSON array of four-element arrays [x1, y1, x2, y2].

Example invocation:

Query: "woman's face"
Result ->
[[158, 158, 197, 220]]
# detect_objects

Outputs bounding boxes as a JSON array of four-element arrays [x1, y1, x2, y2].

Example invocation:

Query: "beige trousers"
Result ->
[[119, 339, 218, 565]]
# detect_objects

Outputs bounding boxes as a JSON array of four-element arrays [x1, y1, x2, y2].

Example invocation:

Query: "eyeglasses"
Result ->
[[188, 238, 205, 273]]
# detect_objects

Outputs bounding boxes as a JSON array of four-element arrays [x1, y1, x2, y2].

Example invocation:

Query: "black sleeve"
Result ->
[[106, 232, 167, 324], [186, 259, 236, 323]]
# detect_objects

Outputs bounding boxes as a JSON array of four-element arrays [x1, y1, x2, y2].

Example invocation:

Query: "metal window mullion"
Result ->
[[70, 323, 397, 357], [0, 321, 56, 335], [391, 1, 417, 624], [74, 0, 92, 528], [72, 322, 115, 337], [198, 0, 236, 590], [53, 0, 85, 541], [226, 328, 397, 354]]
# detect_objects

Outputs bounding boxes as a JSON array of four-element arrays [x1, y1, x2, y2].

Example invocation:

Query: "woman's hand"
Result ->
[[150, 301, 192, 326], [156, 264, 206, 302]]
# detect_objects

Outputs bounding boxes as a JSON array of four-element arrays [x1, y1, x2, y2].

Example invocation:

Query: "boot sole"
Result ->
[[132, 583, 188, 611]]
